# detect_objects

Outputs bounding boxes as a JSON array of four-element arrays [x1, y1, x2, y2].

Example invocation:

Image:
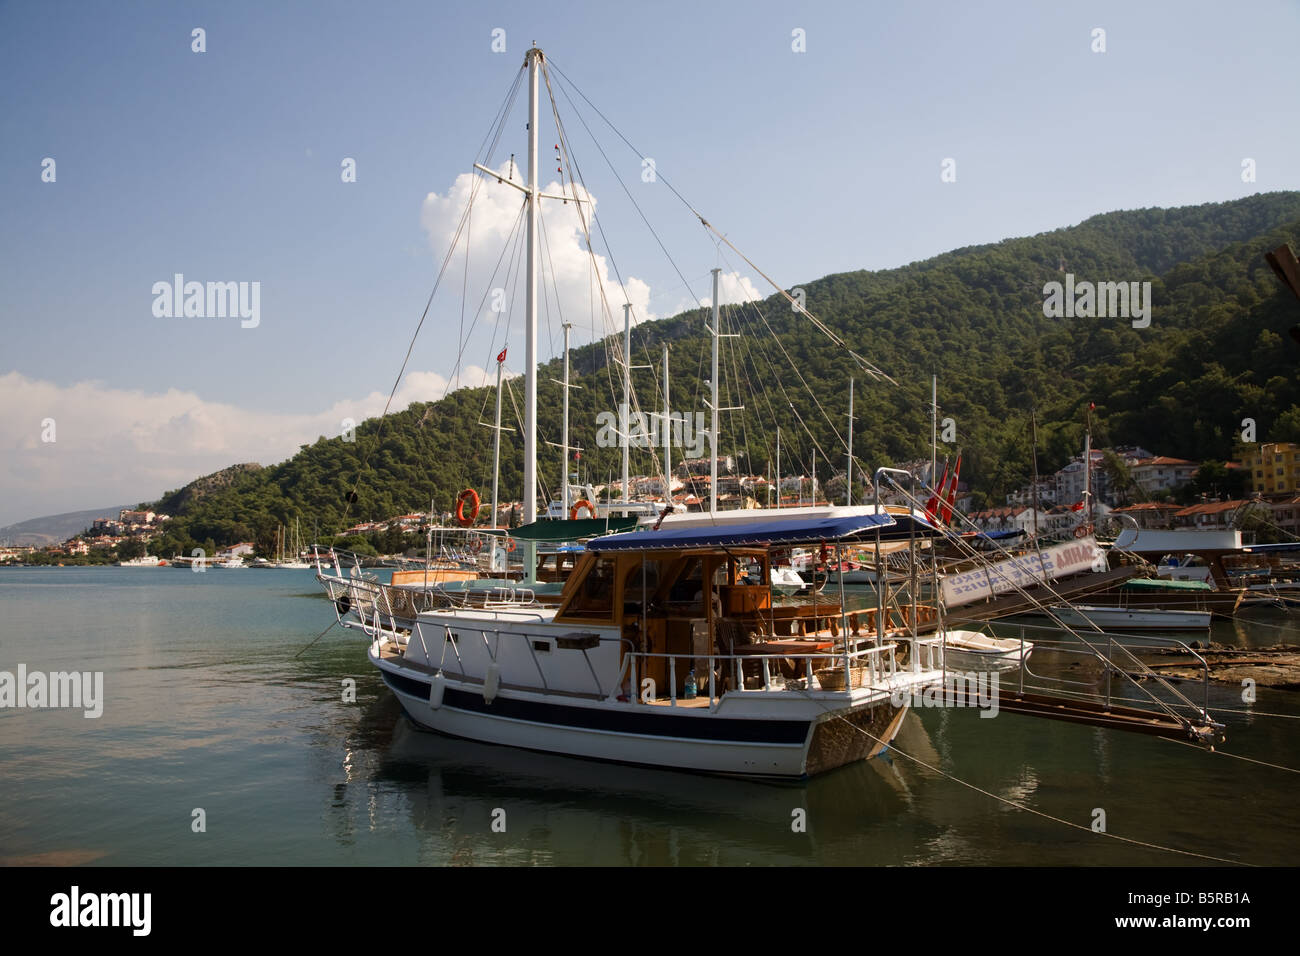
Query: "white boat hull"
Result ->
[[371, 642, 921, 778], [1050, 605, 1211, 631]]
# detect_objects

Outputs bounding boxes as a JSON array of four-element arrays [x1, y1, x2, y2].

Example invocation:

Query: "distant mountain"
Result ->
[[135, 191, 1300, 554], [0, 506, 132, 546]]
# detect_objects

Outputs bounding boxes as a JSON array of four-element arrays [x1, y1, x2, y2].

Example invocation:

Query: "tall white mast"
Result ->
[[622, 302, 632, 507], [479, 351, 513, 530], [776, 426, 781, 510], [662, 344, 671, 508], [523, 46, 540, 527], [492, 356, 503, 528], [1084, 406, 1093, 530], [709, 269, 720, 513], [547, 322, 582, 517], [561, 322, 572, 516], [846, 378, 854, 506], [931, 374, 937, 491], [702, 268, 740, 514]]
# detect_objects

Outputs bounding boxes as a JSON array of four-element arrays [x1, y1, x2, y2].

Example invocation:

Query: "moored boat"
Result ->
[[940, 629, 1034, 671], [309, 43, 1228, 773], [324, 511, 948, 777], [1048, 604, 1211, 632]]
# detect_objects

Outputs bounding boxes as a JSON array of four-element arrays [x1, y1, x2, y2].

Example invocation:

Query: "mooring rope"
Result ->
[[1156, 734, 1300, 774], [817, 703, 1255, 866]]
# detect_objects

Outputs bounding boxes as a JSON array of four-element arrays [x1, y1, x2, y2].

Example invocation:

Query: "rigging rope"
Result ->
[[338, 68, 525, 532], [548, 57, 894, 384]]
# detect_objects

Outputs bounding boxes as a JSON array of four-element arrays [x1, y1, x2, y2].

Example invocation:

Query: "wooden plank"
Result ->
[[990, 689, 1222, 742]]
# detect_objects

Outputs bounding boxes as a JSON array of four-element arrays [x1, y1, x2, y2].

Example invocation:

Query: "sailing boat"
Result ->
[[278, 518, 311, 569], [313, 47, 1225, 776], [312, 46, 958, 777]]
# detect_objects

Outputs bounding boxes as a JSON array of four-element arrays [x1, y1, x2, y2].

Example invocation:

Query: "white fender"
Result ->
[[428, 672, 445, 709], [483, 661, 501, 704]]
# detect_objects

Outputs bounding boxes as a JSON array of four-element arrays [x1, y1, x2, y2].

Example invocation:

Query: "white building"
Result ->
[[1130, 457, 1198, 496]]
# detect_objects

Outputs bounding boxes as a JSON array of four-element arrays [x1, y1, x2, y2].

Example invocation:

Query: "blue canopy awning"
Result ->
[[968, 529, 1026, 541], [586, 513, 901, 552]]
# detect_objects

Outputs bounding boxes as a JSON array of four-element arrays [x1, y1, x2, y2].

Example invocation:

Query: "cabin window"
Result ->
[[624, 559, 661, 592], [669, 557, 704, 603], [621, 559, 664, 615], [566, 556, 617, 619], [735, 556, 763, 585]]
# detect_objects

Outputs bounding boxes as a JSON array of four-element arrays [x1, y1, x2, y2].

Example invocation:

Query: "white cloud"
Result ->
[[420, 164, 661, 348], [1, 169, 762, 526], [697, 271, 764, 308], [0, 370, 489, 526]]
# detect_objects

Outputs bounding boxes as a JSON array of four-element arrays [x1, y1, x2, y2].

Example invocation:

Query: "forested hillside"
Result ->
[[144, 191, 1300, 556]]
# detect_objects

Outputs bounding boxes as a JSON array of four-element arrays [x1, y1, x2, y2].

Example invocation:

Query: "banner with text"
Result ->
[[942, 537, 1101, 608]]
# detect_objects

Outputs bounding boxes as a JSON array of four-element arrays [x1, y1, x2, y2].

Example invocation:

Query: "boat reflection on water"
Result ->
[[324, 692, 970, 865], [380, 714, 904, 865], [318, 674, 1299, 865]]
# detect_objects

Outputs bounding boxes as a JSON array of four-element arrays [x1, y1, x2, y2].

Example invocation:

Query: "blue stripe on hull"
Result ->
[[381, 671, 811, 744]]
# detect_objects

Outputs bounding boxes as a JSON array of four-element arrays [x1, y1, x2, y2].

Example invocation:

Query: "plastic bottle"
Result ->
[[684, 668, 698, 699]]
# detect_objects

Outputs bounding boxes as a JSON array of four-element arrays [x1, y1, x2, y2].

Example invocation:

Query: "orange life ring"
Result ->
[[570, 499, 596, 521], [507, 538, 517, 552], [455, 488, 480, 527]]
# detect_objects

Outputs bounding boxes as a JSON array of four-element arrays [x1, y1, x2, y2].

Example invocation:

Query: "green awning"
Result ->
[[1121, 577, 1213, 592], [484, 517, 638, 542]]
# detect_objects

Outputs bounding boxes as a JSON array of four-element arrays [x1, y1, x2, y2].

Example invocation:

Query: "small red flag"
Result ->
[[941, 453, 962, 524], [497, 347, 508, 364], [925, 459, 949, 524]]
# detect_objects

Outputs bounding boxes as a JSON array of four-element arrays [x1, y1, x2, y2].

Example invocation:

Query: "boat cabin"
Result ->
[[552, 514, 940, 697]]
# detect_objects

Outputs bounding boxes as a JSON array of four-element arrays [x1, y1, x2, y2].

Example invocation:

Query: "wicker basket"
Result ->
[[814, 665, 868, 691]]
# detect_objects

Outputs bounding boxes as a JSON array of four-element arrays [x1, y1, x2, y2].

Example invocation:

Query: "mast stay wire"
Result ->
[[547, 57, 893, 385], [339, 66, 525, 531], [542, 63, 667, 486]]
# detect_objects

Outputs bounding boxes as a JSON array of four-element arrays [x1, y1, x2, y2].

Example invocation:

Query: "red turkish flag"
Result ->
[[497, 347, 507, 363]]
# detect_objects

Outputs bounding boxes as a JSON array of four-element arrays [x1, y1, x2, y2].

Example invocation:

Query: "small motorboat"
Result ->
[[769, 566, 807, 596], [941, 629, 1034, 671]]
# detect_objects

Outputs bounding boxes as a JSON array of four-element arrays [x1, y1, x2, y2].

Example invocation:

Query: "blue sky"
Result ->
[[2, 0, 1299, 525]]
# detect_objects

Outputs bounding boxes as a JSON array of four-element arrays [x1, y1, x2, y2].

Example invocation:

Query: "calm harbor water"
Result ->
[[2, 566, 1298, 866]]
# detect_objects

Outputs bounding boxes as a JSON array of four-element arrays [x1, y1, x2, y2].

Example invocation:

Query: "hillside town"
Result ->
[[0, 507, 244, 566], [969, 442, 1297, 538], [4, 441, 1300, 565]]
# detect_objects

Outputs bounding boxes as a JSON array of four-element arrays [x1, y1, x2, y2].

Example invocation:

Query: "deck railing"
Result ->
[[370, 614, 923, 706], [614, 640, 904, 708], [314, 549, 542, 630]]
